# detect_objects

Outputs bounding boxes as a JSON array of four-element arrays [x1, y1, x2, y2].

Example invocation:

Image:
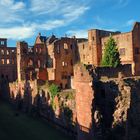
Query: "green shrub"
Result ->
[[49, 83, 59, 100]]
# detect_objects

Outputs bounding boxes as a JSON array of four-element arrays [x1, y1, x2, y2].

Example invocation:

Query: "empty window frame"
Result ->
[[7, 59, 10, 64], [119, 48, 125, 56], [1, 59, 4, 64], [135, 48, 140, 55]]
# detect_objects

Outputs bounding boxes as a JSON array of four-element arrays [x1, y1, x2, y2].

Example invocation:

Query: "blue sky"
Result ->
[[0, 0, 139, 46]]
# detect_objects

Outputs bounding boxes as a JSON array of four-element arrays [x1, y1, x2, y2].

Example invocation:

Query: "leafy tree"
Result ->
[[101, 36, 121, 67], [48, 83, 59, 109], [49, 83, 59, 100]]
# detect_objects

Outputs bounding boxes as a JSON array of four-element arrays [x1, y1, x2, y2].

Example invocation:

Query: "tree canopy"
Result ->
[[101, 36, 121, 67]]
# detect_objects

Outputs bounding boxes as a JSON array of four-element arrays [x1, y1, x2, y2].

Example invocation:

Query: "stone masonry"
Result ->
[[77, 22, 140, 75]]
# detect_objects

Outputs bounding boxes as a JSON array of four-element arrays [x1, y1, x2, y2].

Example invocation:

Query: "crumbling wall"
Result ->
[[96, 64, 132, 79], [93, 77, 140, 140], [8, 80, 77, 137], [74, 64, 94, 140], [74, 64, 140, 140]]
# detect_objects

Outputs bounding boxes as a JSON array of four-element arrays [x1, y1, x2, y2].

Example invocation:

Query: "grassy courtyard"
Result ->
[[0, 101, 73, 140]]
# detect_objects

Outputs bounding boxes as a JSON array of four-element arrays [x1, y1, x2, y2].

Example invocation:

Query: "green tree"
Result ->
[[48, 83, 59, 109], [49, 83, 59, 100], [101, 36, 121, 67]]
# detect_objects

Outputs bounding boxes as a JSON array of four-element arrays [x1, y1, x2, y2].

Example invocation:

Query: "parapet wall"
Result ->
[[96, 64, 132, 79]]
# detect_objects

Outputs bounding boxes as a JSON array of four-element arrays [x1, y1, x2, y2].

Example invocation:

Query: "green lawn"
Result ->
[[0, 101, 73, 140]]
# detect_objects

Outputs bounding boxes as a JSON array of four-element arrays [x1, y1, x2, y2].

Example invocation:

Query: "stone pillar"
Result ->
[[74, 64, 94, 140], [131, 62, 135, 75], [16, 42, 21, 82]]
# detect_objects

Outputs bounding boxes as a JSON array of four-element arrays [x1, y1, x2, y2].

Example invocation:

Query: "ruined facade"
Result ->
[[78, 22, 140, 75], [0, 38, 17, 82], [17, 34, 77, 89], [73, 63, 140, 140], [47, 36, 77, 88], [17, 34, 47, 82], [1, 21, 140, 85]]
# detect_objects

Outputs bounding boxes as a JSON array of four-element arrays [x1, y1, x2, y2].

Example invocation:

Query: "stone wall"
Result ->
[[47, 37, 77, 89], [0, 38, 17, 82], [74, 64, 94, 140], [16, 34, 47, 82], [73, 63, 140, 140], [77, 41, 89, 64], [96, 64, 132, 79], [8, 80, 77, 137], [132, 22, 140, 75], [78, 22, 140, 76]]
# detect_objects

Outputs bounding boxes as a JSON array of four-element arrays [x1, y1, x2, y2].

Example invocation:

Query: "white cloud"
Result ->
[[0, 0, 25, 10], [67, 30, 88, 38], [0, 0, 25, 23], [0, 19, 67, 40], [11, 1, 25, 10], [30, 0, 60, 14], [30, 0, 90, 18], [63, 6, 89, 21], [38, 20, 65, 30], [0, 0, 91, 40], [0, 26, 35, 40]]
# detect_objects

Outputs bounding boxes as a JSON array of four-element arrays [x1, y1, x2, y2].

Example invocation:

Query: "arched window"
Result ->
[[64, 43, 68, 49]]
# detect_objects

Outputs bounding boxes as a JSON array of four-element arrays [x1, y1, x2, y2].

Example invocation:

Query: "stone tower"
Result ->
[[88, 29, 118, 66]]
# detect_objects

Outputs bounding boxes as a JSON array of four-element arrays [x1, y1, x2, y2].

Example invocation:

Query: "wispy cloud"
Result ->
[[67, 30, 88, 38], [0, 26, 35, 40], [0, 0, 91, 40], [0, 19, 66, 40], [0, 0, 25, 24], [0, 0, 133, 41], [0, 0, 25, 10], [30, 0, 90, 16], [114, 0, 130, 8], [125, 19, 135, 26]]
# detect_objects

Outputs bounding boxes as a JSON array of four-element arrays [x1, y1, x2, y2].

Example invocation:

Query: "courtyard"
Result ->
[[0, 101, 73, 140]]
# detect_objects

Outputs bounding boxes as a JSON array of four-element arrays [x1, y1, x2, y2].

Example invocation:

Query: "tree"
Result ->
[[101, 36, 121, 67], [48, 83, 59, 109], [49, 83, 59, 100]]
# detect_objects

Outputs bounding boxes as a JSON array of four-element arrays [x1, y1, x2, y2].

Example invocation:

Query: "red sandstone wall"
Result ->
[[47, 37, 76, 88], [77, 41, 90, 64], [38, 68, 47, 81], [102, 32, 133, 64], [132, 22, 140, 75], [74, 64, 94, 140], [0, 39, 17, 82]]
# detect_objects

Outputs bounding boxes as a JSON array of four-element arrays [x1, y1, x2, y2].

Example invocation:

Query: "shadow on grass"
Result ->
[[0, 101, 73, 140]]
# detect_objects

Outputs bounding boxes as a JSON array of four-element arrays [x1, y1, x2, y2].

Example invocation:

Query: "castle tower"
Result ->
[[88, 29, 102, 66]]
